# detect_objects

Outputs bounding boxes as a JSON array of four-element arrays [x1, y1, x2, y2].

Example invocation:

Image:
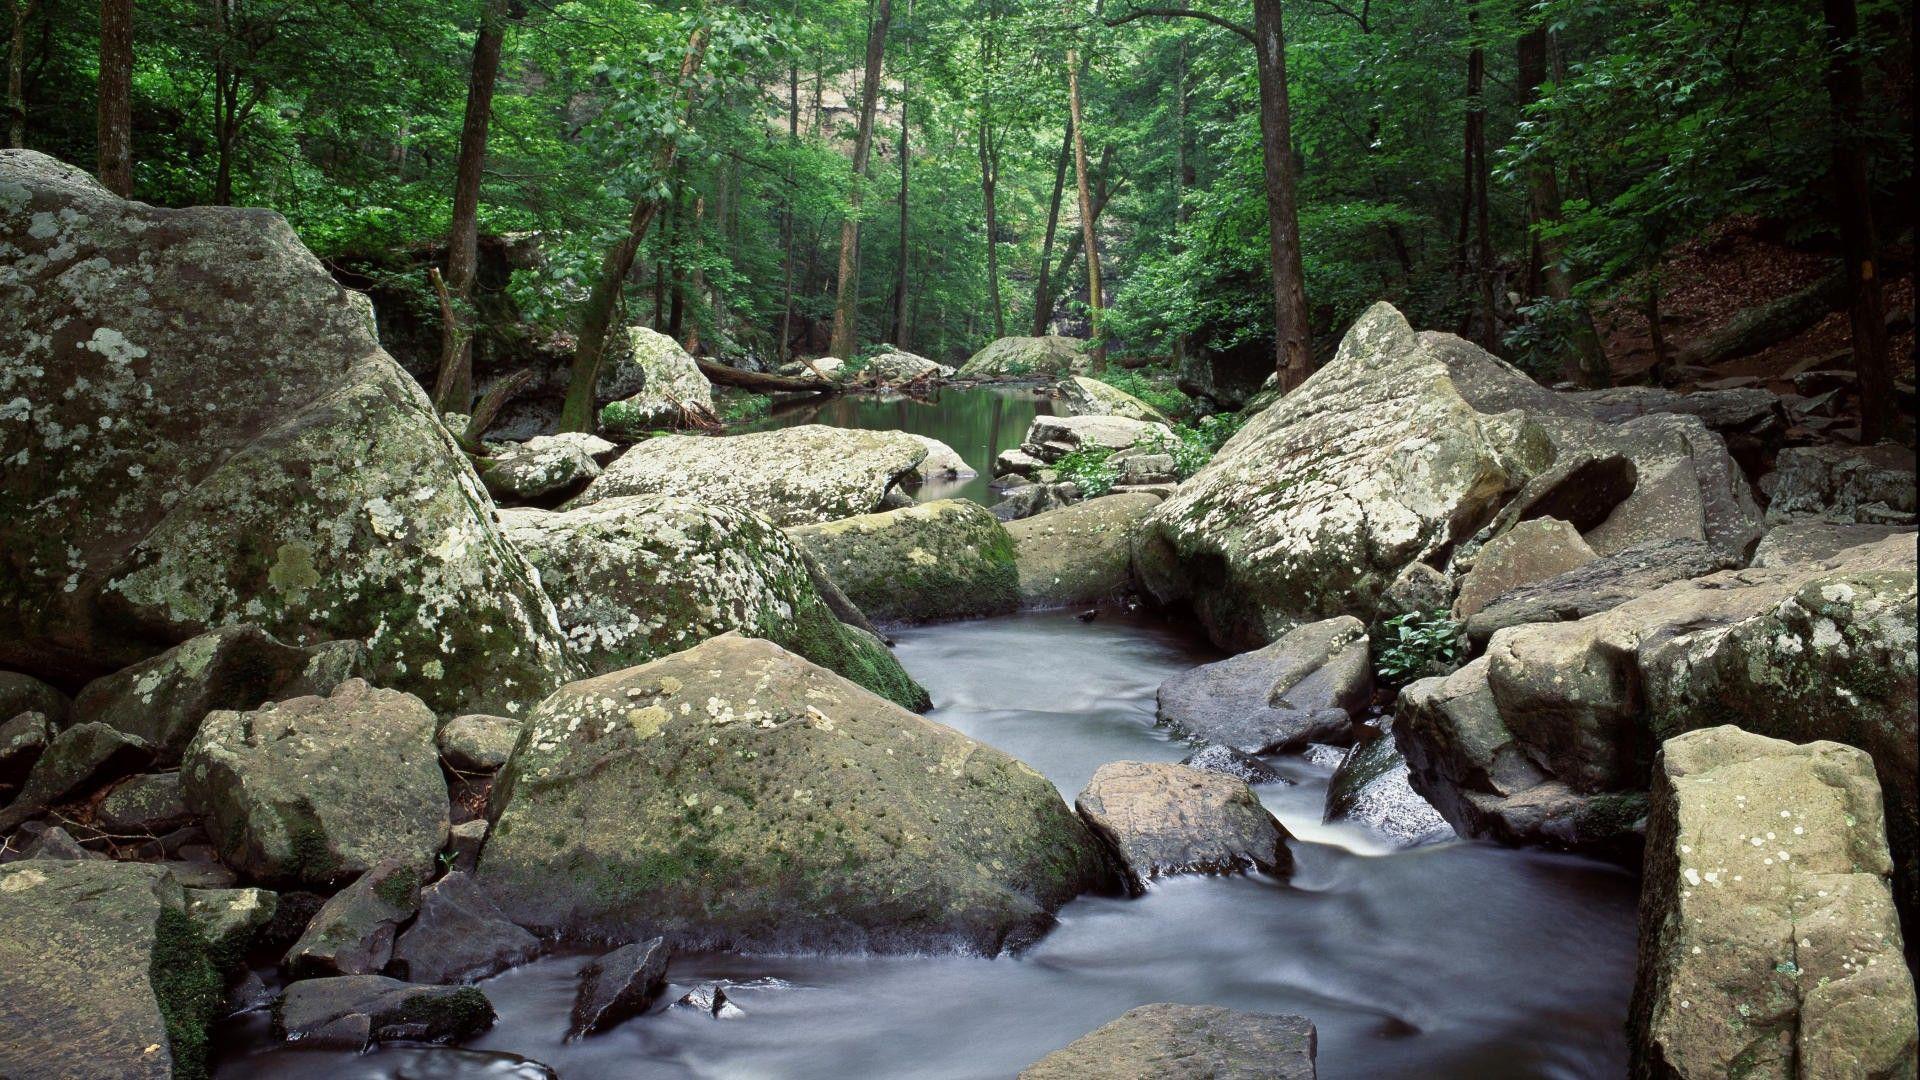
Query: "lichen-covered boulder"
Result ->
[[0, 149, 575, 717], [958, 336, 1090, 380], [181, 679, 449, 888], [1054, 375, 1170, 423], [1022, 414, 1172, 463], [1749, 521, 1915, 568], [569, 425, 926, 527], [1007, 493, 1161, 608], [1156, 617, 1370, 754], [1452, 518, 1596, 620], [1074, 761, 1291, 888], [500, 495, 927, 709], [1323, 728, 1453, 848], [1462, 538, 1735, 646], [0, 860, 220, 1080], [859, 349, 945, 386], [787, 500, 1018, 624], [96, 772, 192, 834], [479, 434, 609, 503], [438, 714, 521, 773], [0, 671, 68, 725], [1021, 1004, 1317, 1080], [477, 635, 1108, 954], [596, 326, 717, 436], [1630, 727, 1916, 1079], [1761, 442, 1916, 526]]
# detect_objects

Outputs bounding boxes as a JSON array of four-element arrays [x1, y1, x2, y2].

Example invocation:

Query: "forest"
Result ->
[[1, 0, 1916, 1078]]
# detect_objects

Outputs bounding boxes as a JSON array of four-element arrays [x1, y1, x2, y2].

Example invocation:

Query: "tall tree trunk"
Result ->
[[1252, 0, 1309, 390], [1066, 47, 1104, 370], [210, 0, 240, 206], [779, 22, 799, 363], [686, 192, 706, 353], [1516, 20, 1608, 387], [96, 0, 132, 195], [1823, 0, 1894, 442], [828, 0, 893, 359], [1460, 9, 1495, 349], [558, 27, 708, 432], [5, 0, 33, 148], [1048, 143, 1115, 299], [1172, 35, 1196, 373], [890, 0, 914, 347], [667, 175, 688, 341], [432, 0, 510, 413], [977, 1, 1005, 339], [1031, 121, 1072, 335]]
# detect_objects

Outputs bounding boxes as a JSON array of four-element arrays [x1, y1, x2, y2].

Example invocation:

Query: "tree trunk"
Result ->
[[779, 24, 799, 363], [1823, 0, 1894, 442], [828, 0, 893, 360], [1516, 21, 1608, 387], [558, 27, 709, 432], [210, 0, 240, 206], [667, 176, 688, 341], [5, 0, 33, 148], [96, 0, 132, 195], [1460, 11, 1495, 349], [686, 192, 706, 353], [431, 0, 510, 413], [889, 0, 913, 347], [1031, 122, 1072, 336], [1172, 35, 1195, 372], [1066, 47, 1105, 371], [1252, 0, 1309, 390], [1049, 144, 1115, 299]]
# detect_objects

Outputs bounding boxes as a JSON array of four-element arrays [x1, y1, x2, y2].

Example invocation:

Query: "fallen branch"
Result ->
[[695, 358, 839, 395]]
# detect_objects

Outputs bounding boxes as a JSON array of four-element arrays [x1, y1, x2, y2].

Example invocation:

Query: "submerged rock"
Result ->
[[788, 499, 1019, 624], [597, 326, 717, 436], [272, 975, 494, 1049], [0, 149, 575, 716], [1156, 617, 1370, 754], [478, 635, 1107, 954], [1020, 1003, 1317, 1080], [1630, 726, 1917, 1079], [958, 336, 1091, 380], [569, 425, 926, 526], [1075, 761, 1291, 888], [182, 679, 448, 888], [1008, 493, 1161, 608], [501, 494, 927, 709], [1054, 375, 1170, 423], [569, 938, 671, 1039], [390, 871, 540, 985], [1323, 730, 1453, 848], [284, 859, 422, 978]]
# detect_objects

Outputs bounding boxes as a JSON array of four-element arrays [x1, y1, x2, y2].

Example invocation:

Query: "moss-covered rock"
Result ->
[[1007, 493, 1161, 608], [786, 499, 1019, 624], [97, 772, 192, 833], [0, 860, 221, 1080], [596, 326, 717, 436], [477, 635, 1108, 955], [284, 859, 421, 978], [0, 149, 576, 717], [501, 495, 927, 709], [272, 975, 494, 1049], [0, 671, 69, 725], [957, 336, 1091, 380]]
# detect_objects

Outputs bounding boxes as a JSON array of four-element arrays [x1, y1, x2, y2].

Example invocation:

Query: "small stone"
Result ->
[[438, 714, 521, 773], [1179, 744, 1289, 786], [568, 937, 670, 1038]]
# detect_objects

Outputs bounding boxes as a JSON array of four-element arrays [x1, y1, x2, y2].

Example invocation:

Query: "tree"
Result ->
[[828, 0, 893, 359], [1067, 41, 1104, 369], [96, 0, 131, 194], [1822, 0, 1894, 443], [5, 0, 32, 148], [976, 0, 1006, 339], [889, 0, 915, 347]]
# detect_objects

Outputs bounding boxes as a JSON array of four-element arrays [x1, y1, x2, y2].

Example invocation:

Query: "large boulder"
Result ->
[[500, 495, 927, 710], [1074, 761, 1291, 888], [1008, 493, 1162, 608], [1021, 414, 1173, 463], [1761, 442, 1916, 526], [0, 671, 68, 725], [1156, 617, 1370, 754], [596, 326, 717, 436], [0, 860, 220, 1080], [1021, 1004, 1317, 1080], [1630, 727, 1916, 1079], [0, 709, 54, 791], [477, 635, 1108, 955], [1749, 521, 1915, 568], [478, 433, 612, 503], [787, 499, 1019, 624], [1054, 376, 1170, 423], [0, 149, 575, 716], [906, 434, 974, 481], [568, 425, 927, 526], [858, 349, 946, 387], [958, 336, 1091, 380], [181, 679, 449, 888]]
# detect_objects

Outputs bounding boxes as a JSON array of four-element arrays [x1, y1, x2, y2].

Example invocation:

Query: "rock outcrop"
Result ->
[[1761, 442, 1916, 526], [1462, 538, 1736, 646], [787, 499, 1019, 624], [1156, 618, 1370, 753], [1008, 493, 1161, 608], [0, 149, 575, 717], [1074, 761, 1291, 888], [958, 336, 1090, 380], [597, 326, 717, 436], [1021, 1004, 1317, 1080], [477, 635, 1108, 954]]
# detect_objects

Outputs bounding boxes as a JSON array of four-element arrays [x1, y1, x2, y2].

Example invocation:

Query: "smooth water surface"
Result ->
[[745, 386, 1051, 505], [214, 610, 1638, 1080]]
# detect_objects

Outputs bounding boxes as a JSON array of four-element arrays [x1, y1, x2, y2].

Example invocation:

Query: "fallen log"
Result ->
[[696, 358, 838, 395]]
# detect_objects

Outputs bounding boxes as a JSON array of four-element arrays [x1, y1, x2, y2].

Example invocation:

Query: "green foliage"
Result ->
[[1052, 446, 1119, 497], [1375, 610, 1468, 688], [1095, 368, 1187, 417], [1140, 411, 1248, 479], [719, 392, 772, 424], [1502, 296, 1596, 381]]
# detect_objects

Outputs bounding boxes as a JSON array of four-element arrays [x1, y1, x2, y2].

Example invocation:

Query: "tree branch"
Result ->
[[1106, 6, 1254, 45]]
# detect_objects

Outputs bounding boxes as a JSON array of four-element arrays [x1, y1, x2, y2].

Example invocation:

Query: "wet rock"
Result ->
[[97, 772, 192, 833], [0, 671, 69, 725], [272, 975, 494, 1049], [0, 722, 155, 832], [0, 709, 54, 790], [990, 481, 1079, 522], [1179, 744, 1288, 785], [788, 499, 1020, 624], [1463, 538, 1736, 647], [957, 335, 1091, 380], [391, 871, 540, 985], [479, 435, 605, 502], [596, 326, 717, 436], [182, 679, 448, 888], [186, 886, 278, 961], [1749, 521, 1916, 568], [674, 984, 745, 1019], [23, 825, 99, 860], [1020, 1003, 1317, 1080], [1761, 442, 1916, 525], [1630, 727, 1917, 1079], [1452, 518, 1596, 620], [1054, 375, 1170, 423], [570, 425, 925, 526], [0, 859, 220, 1080], [1301, 744, 1348, 770], [1075, 761, 1291, 887], [284, 859, 423, 978], [1323, 730, 1453, 847], [568, 937, 670, 1038], [906, 434, 974, 480], [501, 495, 927, 710], [1156, 617, 1369, 754], [478, 635, 1107, 954], [1007, 493, 1161, 608], [438, 714, 520, 773], [0, 149, 575, 716]]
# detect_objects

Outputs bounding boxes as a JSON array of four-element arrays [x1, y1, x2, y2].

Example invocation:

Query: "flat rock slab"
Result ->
[[1463, 537, 1734, 647], [1020, 1003, 1317, 1080], [1075, 761, 1291, 887], [1156, 617, 1369, 754]]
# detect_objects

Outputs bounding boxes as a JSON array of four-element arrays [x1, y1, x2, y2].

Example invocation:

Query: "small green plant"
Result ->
[[1053, 445, 1119, 496], [719, 392, 771, 424], [1095, 368, 1188, 417], [1142, 411, 1250, 480], [1375, 609, 1467, 686]]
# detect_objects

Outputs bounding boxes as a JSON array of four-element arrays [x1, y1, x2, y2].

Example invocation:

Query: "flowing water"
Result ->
[[212, 391, 1640, 1080]]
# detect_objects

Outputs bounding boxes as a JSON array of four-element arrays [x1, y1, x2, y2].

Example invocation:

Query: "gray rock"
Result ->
[[1463, 538, 1735, 646], [990, 482, 1079, 522], [957, 336, 1091, 380], [182, 679, 449, 888], [23, 825, 100, 860], [97, 772, 192, 833], [1452, 518, 1596, 619], [1156, 617, 1370, 754], [788, 500, 1020, 624], [1761, 442, 1916, 525], [272, 975, 494, 1049], [285, 859, 423, 978], [1749, 521, 1916, 568], [445, 819, 488, 873], [568, 937, 670, 1039], [859, 349, 945, 387], [1323, 731, 1453, 847], [1179, 744, 1288, 786], [993, 446, 1048, 478], [438, 714, 521, 773], [0, 671, 69, 726], [1006, 493, 1161, 608], [390, 871, 540, 984], [1020, 1003, 1317, 1080], [1630, 727, 1916, 1079], [186, 886, 278, 960], [1075, 762, 1292, 888], [1575, 413, 1764, 560], [480, 435, 605, 502], [1022, 414, 1173, 463], [0, 709, 54, 790], [0, 722, 155, 832], [905, 433, 974, 480], [1054, 375, 1170, 423], [597, 326, 717, 436]]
